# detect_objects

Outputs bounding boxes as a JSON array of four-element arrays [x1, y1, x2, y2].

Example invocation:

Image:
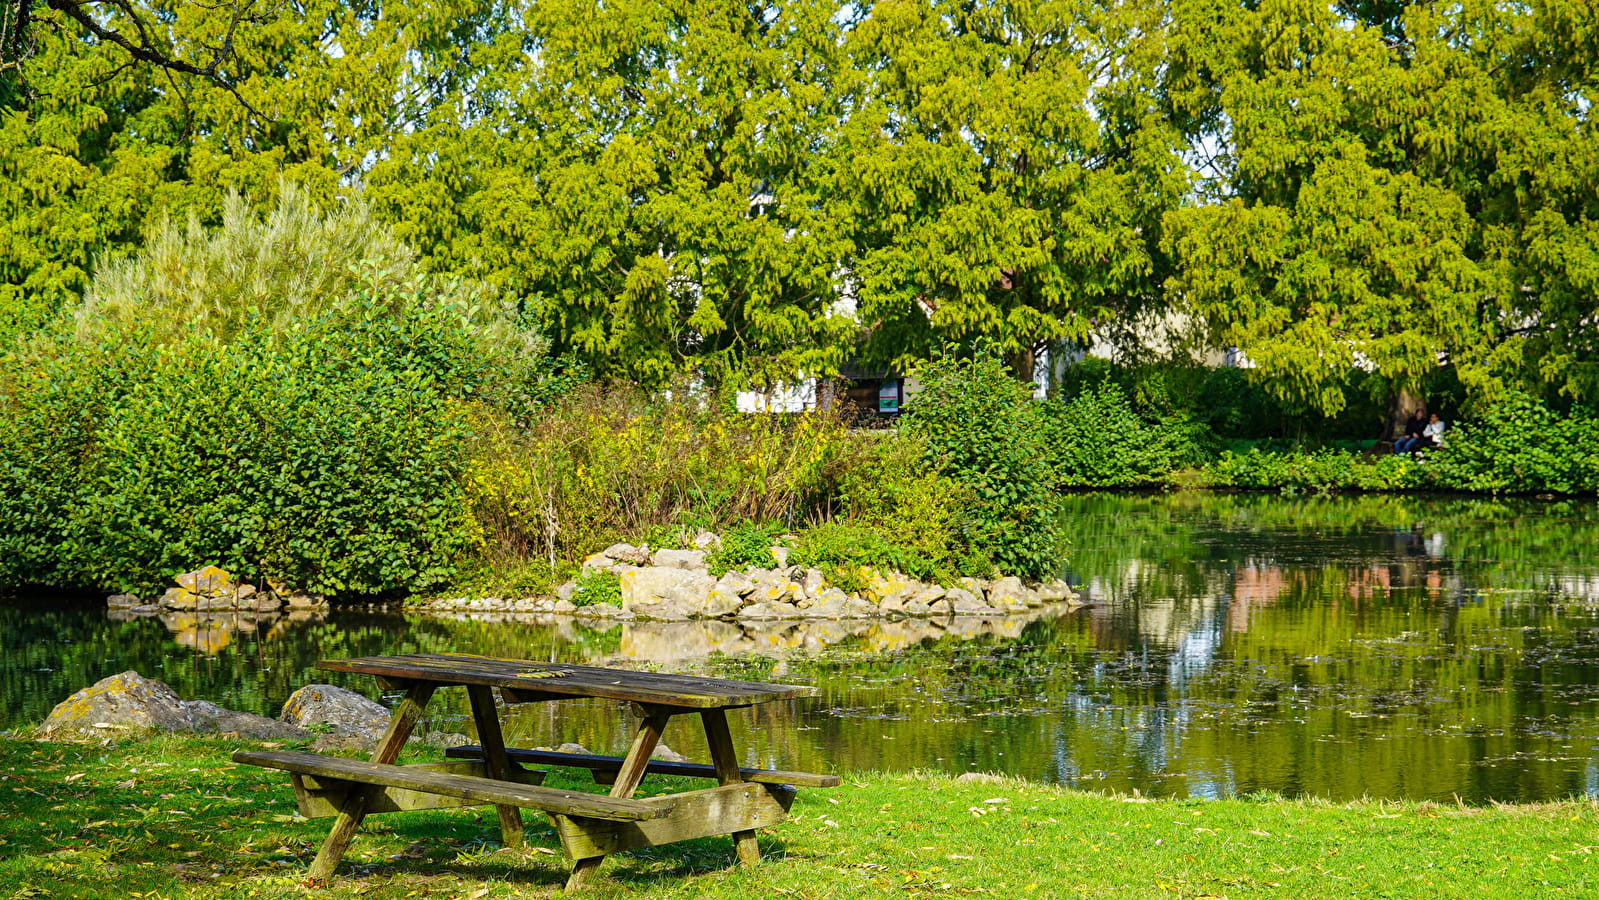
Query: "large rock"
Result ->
[[745, 578, 803, 605], [740, 600, 804, 620], [281, 591, 328, 611], [800, 568, 826, 597], [805, 592, 880, 619], [801, 592, 852, 619], [943, 588, 995, 616], [572, 601, 632, 619], [1035, 579, 1082, 606], [602, 543, 652, 565], [106, 593, 141, 609], [279, 684, 392, 743], [986, 576, 1035, 612], [620, 567, 716, 614], [876, 579, 929, 612], [37, 671, 308, 742], [701, 581, 746, 618], [581, 552, 615, 573], [650, 548, 708, 570], [628, 597, 696, 621], [716, 570, 756, 597], [176, 565, 234, 595], [861, 568, 917, 606], [843, 596, 880, 618]]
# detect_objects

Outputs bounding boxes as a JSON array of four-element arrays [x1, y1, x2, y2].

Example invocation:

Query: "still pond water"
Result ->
[[5, 492, 1599, 804]]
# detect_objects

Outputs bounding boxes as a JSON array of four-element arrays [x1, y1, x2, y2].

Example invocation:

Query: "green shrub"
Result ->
[[707, 522, 782, 577], [0, 185, 569, 598], [1430, 393, 1599, 494], [790, 521, 939, 590], [0, 322, 161, 587], [900, 350, 1066, 581], [1201, 448, 1423, 493], [570, 569, 622, 607], [79, 182, 422, 343], [1038, 381, 1200, 487], [1051, 359, 1403, 443], [836, 431, 971, 577], [464, 385, 852, 574], [0, 304, 482, 597]]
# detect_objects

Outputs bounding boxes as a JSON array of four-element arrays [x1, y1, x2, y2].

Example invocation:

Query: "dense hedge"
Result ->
[[0, 303, 493, 597], [1429, 393, 1599, 495]]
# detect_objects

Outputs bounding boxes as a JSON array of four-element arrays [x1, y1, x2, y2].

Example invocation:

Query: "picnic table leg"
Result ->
[[563, 706, 673, 892], [466, 684, 525, 849], [701, 708, 761, 866], [306, 680, 437, 881]]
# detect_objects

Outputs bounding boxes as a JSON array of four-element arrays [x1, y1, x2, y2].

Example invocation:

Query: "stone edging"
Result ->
[[420, 541, 1083, 622]]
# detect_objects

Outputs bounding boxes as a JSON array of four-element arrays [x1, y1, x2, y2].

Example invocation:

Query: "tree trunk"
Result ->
[[1384, 389, 1427, 441], [1007, 347, 1037, 386]]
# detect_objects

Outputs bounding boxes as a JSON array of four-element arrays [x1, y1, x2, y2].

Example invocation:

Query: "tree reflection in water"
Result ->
[[4, 493, 1599, 804]]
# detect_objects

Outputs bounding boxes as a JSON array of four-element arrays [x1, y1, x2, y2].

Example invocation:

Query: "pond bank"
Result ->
[[2, 733, 1594, 899], [424, 540, 1083, 622], [11, 492, 1599, 805]]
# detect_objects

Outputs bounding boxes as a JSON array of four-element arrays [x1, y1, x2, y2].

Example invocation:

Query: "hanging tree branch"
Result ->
[[3, 0, 270, 114]]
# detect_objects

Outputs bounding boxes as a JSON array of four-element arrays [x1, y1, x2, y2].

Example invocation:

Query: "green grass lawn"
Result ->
[[1, 734, 1594, 899]]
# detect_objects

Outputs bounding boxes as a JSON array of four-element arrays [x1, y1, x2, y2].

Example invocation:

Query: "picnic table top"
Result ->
[[316, 653, 819, 709]]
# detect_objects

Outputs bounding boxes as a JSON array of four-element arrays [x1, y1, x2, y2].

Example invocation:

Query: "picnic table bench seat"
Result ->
[[234, 749, 665, 821], [444, 744, 842, 789]]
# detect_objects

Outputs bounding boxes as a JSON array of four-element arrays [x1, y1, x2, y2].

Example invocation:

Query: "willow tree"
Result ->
[[1163, 0, 1598, 416], [837, 0, 1190, 378], [367, 0, 861, 388]]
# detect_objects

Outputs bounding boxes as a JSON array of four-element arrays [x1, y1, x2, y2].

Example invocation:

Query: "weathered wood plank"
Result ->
[[610, 709, 672, 798], [315, 654, 817, 709], [306, 679, 434, 880], [290, 762, 546, 818], [234, 751, 671, 821], [445, 746, 842, 788], [468, 684, 525, 848], [702, 708, 761, 865], [553, 783, 795, 859], [565, 706, 672, 891]]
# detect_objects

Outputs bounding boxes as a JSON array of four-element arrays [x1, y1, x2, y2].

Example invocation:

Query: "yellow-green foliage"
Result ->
[[0, 183, 557, 598], [464, 386, 853, 573], [75, 182, 538, 354], [835, 431, 971, 578]]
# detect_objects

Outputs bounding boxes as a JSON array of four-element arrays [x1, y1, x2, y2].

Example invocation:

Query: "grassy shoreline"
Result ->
[[2, 733, 1594, 899]]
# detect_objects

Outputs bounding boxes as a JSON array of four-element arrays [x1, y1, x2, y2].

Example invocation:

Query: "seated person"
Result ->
[[1417, 413, 1445, 451], [1394, 409, 1428, 454]]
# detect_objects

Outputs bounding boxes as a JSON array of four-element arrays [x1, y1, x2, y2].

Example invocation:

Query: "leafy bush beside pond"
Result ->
[[0, 304, 487, 597], [901, 351, 1067, 582], [1199, 448, 1424, 493], [0, 188, 556, 599], [1038, 381, 1202, 487], [1430, 392, 1599, 495]]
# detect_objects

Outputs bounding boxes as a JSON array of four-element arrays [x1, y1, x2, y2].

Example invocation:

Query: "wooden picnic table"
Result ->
[[234, 653, 838, 890]]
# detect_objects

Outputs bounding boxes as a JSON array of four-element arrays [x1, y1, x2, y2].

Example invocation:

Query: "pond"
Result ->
[[5, 492, 1599, 804]]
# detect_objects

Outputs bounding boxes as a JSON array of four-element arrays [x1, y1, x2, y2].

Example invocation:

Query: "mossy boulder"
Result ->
[[38, 671, 308, 742]]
